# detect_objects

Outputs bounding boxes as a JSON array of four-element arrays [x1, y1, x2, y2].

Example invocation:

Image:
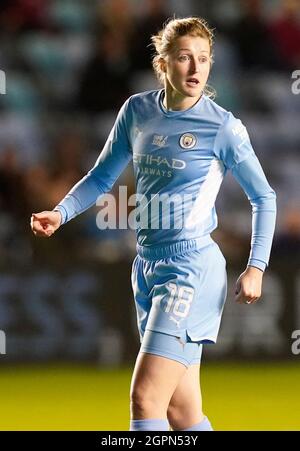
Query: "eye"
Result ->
[[178, 55, 190, 62], [199, 57, 208, 63]]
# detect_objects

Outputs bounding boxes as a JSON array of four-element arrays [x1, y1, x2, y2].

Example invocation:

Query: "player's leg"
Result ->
[[130, 255, 188, 429], [167, 364, 213, 430], [129, 243, 226, 431], [129, 351, 188, 430], [167, 362, 204, 430], [164, 241, 226, 431]]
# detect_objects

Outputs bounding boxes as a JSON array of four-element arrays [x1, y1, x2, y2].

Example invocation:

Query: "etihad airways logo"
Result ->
[[133, 153, 186, 170]]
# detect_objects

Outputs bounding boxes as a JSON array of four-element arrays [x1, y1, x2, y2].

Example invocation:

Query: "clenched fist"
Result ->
[[234, 266, 263, 305], [30, 210, 62, 237]]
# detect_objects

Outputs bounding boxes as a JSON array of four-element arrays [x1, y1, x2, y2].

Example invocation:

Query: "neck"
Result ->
[[163, 80, 202, 111]]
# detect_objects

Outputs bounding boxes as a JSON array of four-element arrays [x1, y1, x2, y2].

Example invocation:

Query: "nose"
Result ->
[[190, 57, 200, 73]]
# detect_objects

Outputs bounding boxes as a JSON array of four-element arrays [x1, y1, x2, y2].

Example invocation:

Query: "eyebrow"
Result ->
[[177, 48, 209, 53]]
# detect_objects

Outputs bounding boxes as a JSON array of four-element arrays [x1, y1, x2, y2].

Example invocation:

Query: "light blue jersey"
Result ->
[[55, 89, 276, 272]]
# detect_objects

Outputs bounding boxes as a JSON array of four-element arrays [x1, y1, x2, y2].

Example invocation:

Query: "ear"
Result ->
[[159, 58, 167, 73]]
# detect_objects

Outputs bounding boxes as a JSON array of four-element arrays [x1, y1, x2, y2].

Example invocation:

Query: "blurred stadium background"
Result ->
[[0, 0, 300, 431]]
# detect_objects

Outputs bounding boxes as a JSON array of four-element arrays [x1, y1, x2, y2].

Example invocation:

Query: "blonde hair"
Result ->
[[151, 17, 216, 99]]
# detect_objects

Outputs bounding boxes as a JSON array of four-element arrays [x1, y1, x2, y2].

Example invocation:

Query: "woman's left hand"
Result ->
[[234, 266, 264, 305]]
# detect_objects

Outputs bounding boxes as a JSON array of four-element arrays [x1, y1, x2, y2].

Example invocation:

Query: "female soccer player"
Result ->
[[31, 17, 276, 431]]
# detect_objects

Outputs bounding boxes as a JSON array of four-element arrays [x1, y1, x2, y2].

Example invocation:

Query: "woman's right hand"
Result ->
[[30, 210, 62, 237]]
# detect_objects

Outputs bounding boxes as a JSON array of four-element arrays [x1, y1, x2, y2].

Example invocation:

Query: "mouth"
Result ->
[[186, 78, 200, 88]]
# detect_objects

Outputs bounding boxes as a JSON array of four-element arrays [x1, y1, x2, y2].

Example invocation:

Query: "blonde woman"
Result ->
[[31, 17, 276, 431]]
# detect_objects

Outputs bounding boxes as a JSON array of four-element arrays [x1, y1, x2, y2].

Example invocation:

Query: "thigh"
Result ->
[[168, 363, 203, 430], [130, 350, 188, 409]]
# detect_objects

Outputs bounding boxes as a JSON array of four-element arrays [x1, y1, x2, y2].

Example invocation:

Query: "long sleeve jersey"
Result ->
[[55, 89, 276, 271]]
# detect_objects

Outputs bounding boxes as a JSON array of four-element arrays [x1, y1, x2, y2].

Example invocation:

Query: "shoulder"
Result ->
[[203, 97, 249, 143], [116, 90, 161, 130], [203, 96, 248, 134], [202, 95, 232, 126], [122, 89, 162, 123], [211, 100, 253, 168], [116, 90, 160, 121], [127, 89, 161, 108]]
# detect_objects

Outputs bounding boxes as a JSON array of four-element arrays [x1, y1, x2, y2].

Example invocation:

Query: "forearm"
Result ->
[[231, 153, 277, 272], [54, 173, 105, 224], [247, 193, 277, 271]]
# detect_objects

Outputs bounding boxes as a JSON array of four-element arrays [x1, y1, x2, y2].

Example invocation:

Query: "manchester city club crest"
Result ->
[[179, 133, 197, 149]]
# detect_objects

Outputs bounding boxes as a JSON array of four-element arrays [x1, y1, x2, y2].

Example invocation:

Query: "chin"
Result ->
[[180, 84, 203, 97], [182, 88, 201, 98]]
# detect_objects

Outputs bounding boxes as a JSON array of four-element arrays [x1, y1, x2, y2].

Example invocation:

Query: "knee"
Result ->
[[167, 400, 203, 430], [167, 402, 182, 424], [130, 386, 158, 416]]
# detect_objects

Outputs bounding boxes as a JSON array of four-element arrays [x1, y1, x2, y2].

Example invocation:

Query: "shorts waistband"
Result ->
[[136, 236, 213, 261]]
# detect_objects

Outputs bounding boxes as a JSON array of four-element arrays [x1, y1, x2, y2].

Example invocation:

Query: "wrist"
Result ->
[[53, 209, 62, 226], [246, 265, 264, 276]]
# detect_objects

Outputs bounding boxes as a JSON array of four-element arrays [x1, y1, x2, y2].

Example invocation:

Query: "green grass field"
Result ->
[[0, 361, 299, 430]]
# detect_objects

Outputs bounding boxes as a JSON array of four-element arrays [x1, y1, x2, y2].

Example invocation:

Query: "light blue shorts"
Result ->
[[131, 236, 227, 367], [140, 329, 203, 367]]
